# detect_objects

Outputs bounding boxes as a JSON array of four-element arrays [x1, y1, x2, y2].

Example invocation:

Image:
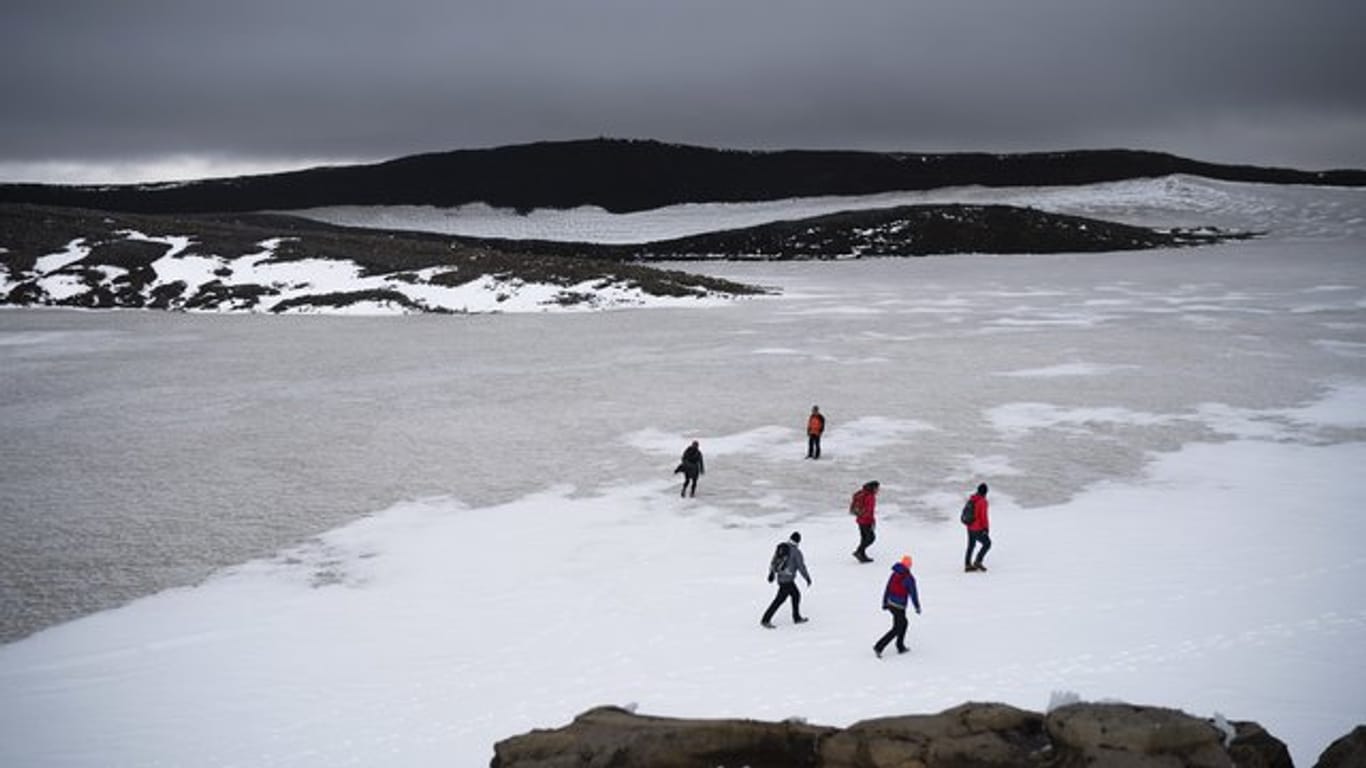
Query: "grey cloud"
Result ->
[[2, 0, 1364, 182]]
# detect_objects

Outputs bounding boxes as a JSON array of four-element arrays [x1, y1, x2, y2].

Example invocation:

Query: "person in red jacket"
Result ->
[[874, 554, 921, 657], [850, 480, 879, 563], [964, 483, 991, 572]]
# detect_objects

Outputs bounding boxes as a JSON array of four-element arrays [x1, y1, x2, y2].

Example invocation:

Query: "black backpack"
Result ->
[[769, 542, 791, 579], [960, 497, 976, 525]]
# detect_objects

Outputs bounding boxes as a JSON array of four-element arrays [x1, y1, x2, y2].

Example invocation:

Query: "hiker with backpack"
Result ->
[[761, 532, 812, 628], [806, 405, 826, 460], [874, 554, 921, 657], [962, 483, 991, 572], [675, 440, 704, 497], [849, 480, 879, 563]]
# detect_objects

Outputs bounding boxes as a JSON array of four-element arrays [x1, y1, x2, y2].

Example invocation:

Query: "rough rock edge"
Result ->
[[489, 701, 1325, 768]]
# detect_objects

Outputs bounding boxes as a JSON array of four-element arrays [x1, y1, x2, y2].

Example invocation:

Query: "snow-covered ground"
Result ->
[[285, 174, 1366, 243], [2, 178, 1365, 767]]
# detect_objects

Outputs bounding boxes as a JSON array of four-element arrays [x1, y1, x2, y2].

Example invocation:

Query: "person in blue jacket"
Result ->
[[873, 554, 921, 657]]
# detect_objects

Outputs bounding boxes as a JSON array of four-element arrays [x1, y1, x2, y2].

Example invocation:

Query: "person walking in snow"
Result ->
[[850, 480, 879, 562], [963, 483, 992, 572], [761, 531, 812, 628], [874, 554, 921, 657], [675, 440, 704, 497], [806, 405, 826, 460]]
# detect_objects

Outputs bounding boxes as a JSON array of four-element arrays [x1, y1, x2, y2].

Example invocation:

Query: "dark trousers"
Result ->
[[807, 434, 821, 458], [761, 581, 803, 623], [966, 529, 992, 566], [874, 606, 909, 653], [681, 471, 698, 497], [855, 523, 875, 559]]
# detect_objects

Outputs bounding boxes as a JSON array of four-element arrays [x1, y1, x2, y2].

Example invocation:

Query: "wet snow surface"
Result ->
[[1, 177, 1365, 767]]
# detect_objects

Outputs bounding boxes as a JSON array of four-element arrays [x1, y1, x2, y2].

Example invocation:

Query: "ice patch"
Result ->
[[118, 229, 193, 260], [998, 363, 1138, 378], [150, 253, 229, 288], [33, 238, 89, 274], [35, 273, 88, 301], [988, 403, 1173, 438], [1278, 383, 1366, 429], [1313, 339, 1366, 359], [959, 454, 1024, 480], [625, 417, 934, 465]]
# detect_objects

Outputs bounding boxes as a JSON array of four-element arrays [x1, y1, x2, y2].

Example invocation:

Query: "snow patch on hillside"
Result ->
[[283, 175, 1366, 243], [2, 231, 735, 315]]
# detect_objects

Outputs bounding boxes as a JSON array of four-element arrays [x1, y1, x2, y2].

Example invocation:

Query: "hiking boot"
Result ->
[[873, 646, 883, 658], [965, 564, 976, 572], [761, 621, 775, 629], [897, 646, 909, 655], [794, 617, 809, 624], [974, 563, 988, 572]]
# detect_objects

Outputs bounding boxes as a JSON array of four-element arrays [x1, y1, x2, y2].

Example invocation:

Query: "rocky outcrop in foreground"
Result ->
[[492, 702, 1365, 768]]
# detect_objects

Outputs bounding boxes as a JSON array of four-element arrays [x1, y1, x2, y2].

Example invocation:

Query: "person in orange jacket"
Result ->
[[964, 483, 991, 572], [849, 480, 879, 563], [805, 405, 826, 459]]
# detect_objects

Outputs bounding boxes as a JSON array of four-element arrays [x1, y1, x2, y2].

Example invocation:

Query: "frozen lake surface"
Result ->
[[2, 179, 1365, 766]]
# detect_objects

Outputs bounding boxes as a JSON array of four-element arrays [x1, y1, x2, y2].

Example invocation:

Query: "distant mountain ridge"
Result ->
[[2, 138, 1363, 215]]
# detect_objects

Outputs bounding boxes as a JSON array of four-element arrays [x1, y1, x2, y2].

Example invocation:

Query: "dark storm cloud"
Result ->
[[2, 0, 1364, 182]]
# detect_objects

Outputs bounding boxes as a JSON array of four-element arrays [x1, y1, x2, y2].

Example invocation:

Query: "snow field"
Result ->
[[1, 399, 1363, 767], [2, 176, 1365, 767]]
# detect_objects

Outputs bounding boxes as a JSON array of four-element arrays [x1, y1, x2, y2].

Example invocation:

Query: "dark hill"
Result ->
[[2, 138, 1362, 215], [434, 204, 1244, 261]]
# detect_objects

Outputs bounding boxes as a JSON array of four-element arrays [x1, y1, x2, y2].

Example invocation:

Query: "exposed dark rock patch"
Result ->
[[490, 702, 1319, 768], [1314, 726, 1366, 768]]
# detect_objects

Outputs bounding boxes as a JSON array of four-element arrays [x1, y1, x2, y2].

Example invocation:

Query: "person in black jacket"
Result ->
[[676, 440, 704, 497]]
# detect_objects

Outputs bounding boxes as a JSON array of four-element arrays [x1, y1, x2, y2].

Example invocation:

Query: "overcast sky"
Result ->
[[2, 0, 1364, 183]]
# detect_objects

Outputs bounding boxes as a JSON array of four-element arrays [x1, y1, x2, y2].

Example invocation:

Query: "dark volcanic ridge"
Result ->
[[2, 138, 1362, 215]]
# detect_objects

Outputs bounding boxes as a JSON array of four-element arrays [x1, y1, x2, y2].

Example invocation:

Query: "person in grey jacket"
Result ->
[[761, 531, 812, 628]]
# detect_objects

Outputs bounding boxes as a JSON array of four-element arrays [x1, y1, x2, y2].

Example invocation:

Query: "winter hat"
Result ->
[[790, 531, 802, 543], [977, 483, 989, 496], [864, 480, 880, 491], [900, 555, 912, 569]]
